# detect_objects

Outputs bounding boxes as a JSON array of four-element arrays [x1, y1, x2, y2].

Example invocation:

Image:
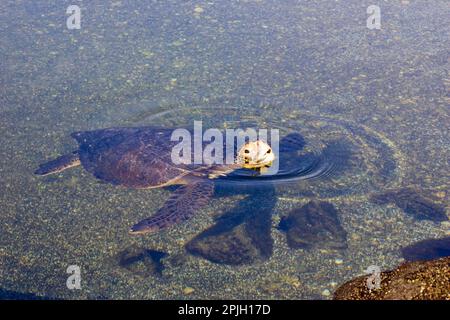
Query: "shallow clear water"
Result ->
[[0, 1, 449, 299]]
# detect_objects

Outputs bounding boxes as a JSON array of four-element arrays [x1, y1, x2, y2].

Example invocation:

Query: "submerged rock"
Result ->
[[0, 288, 52, 300], [402, 236, 450, 262], [186, 223, 259, 265], [116, 246, 167, 277], [370, 188, 448, 222], [186, 184, 275, 266], [185, 214, 273, 265], [185, 203, 273, 265], [334, 257, 450, 300], [278, 201, 347, 250]]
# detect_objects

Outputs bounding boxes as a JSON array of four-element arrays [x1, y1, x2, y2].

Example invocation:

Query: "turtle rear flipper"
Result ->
[[129, 181, 214, 235], [34, 151, 80, 175]]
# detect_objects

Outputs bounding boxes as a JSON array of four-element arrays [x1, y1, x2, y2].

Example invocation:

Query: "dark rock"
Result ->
[[278, 201, 347, 250], [370, 188, 448, 222], [185, 191, 274, 265], [334, 257, 450, 300], [186, 223, 260, 265], [0, 288, 52, 300], [402, 237, 450, 262], [116, 246, 167, 277]]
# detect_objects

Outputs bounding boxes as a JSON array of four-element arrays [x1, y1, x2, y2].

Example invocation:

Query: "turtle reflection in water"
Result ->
[[35, 127, 275, 234]]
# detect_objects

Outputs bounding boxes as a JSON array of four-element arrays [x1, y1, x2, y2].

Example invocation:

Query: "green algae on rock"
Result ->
[[370, 188, 448, 222], [334, 257, 450, 300], [278, 201, 347, 250]]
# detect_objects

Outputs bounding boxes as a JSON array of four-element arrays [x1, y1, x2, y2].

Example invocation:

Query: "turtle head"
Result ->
[[237, 140, 275, 169]]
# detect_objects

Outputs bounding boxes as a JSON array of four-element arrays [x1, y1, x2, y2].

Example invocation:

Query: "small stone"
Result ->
[[183, 287, 195, 295], [194, 6, 204, 14], [435, 191, 446, 199], [335, 258, 344, 265], [351, 233, 361, 241], [282, 275, 301, 288], [322, 289, 331, 297]]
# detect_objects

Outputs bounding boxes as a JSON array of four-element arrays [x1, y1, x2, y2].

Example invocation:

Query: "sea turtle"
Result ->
[[35, 127, 275, 234]]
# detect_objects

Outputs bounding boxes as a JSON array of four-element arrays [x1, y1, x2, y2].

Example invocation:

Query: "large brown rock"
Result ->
[[334, 257, 450, 300]]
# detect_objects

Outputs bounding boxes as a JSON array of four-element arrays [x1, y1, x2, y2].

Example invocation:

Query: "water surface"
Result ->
[[0, 0, 449, 299]]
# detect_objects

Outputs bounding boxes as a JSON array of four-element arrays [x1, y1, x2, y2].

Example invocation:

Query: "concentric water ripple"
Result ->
[[129, 105, 405, 198]]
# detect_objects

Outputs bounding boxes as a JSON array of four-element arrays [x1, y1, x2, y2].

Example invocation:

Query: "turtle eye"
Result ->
[[244, 149, 250, 154], [266, 149, 271, 154]]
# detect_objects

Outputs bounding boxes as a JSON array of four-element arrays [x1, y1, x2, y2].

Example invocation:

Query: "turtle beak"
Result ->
[[260, 149, 275, 165]]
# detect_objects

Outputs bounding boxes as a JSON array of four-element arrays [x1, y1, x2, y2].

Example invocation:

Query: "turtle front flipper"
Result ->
[[34, 151, 80, 175], [129, 181, 215, 235]]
